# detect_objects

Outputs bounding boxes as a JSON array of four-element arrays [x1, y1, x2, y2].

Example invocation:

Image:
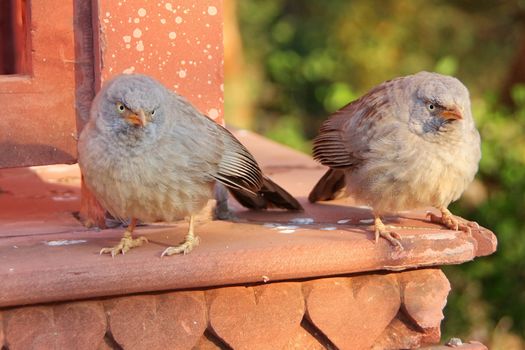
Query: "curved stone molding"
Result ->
[[0, 269, 468, 350]]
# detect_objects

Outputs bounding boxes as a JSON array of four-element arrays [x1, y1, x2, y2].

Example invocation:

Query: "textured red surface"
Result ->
[[94, 0, 224, 124]]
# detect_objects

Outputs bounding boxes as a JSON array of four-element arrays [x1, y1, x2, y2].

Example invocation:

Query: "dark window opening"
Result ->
[[0, 0, 31, 75]]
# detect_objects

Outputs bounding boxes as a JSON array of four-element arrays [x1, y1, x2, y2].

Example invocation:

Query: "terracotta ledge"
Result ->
[[0, 130, 497, 308], [0, 270, 487, 349]]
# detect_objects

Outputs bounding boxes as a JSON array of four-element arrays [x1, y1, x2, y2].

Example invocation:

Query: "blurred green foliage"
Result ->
[[234, 0, 525, 345]]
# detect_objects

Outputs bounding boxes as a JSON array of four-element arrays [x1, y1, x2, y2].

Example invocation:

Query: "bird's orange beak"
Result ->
[[440, 106, 463, 121], [125, 110, 147, 127]]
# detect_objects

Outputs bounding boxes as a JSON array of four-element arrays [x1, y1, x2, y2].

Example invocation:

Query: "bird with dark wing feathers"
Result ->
[[309, 71, 481, 249], [78, 74, 302, 257]]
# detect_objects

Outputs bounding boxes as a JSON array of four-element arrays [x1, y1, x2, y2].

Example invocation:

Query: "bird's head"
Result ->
[[407, 71, 475, 140], [94, 74, 168, 138]]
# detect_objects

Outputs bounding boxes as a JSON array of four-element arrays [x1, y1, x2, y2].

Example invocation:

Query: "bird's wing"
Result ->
[[211, 123, 264, 194], [163, 95, 263, 195], [186, 115, 303, 209], [312, 82, 393, 170]]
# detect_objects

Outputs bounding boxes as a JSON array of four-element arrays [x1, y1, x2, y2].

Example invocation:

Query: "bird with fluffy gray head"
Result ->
[[309, 71, 481, 249], [78, 74, 302, 257]]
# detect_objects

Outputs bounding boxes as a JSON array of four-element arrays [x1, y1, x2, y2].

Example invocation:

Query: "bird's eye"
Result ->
[[116, 103, 125, 113], [151, 109, 156, 116], [427, 103, 435, 111]]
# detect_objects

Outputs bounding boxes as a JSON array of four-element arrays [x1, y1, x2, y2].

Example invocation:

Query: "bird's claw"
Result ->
[[426, 210, 478, 235], [100, 235, 148, 257], [374, 220, 404, 250], [427, 212, 459, 230], [161, 235, 200, 257]]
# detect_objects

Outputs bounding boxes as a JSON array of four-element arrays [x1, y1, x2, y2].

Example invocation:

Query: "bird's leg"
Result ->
[[99, 218, 148, 257], [161, 215, 200, 257], [373, 214, 403, 249], [427, 207, 479, 234]]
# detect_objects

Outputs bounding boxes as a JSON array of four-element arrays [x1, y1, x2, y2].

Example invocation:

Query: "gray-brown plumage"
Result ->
[[309, 72, 481, 248], [78, 74, 302, 257]]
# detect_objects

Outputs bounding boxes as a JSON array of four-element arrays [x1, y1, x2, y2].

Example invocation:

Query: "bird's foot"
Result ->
[[99, 232, 148, 257], [374, 217, 403, 250], [426, 209, 479, 234], [161, 235, 200, 257]]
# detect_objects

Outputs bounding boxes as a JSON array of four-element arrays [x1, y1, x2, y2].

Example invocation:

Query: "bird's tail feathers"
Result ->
[[308, 168, 347, 203], [228, 175, 303, 211]]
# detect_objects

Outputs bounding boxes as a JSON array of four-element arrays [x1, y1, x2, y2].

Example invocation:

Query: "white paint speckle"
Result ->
[[123, 35, 131, 43], [125, 44, 131, 49], [321, 227, 337, 231], [136, 40, 144, 51], [8, 268, 14, 272], [359, 219, 374, 224], [207, 6, 218, 15], [220, 84, 224, 92], [133, 18, 140, 24], [169, 31, 177, 39], [178, 69, 187, 78], [160, 18, 166, 24], [123, 66, 135, 74], [404, 232, 457, 240], [279, 229, 296, 234], [337, 219, 351, 224], [165, 3, 172, 11], [262, 275, 270, 283], [263, 223, 278, 228], [290, 218, 314, 225], [105, 11, 111, 17], [138, 8, 147, 17], [45, 240, 87, 246], [175, 16, 183, 24], [133, 28, 142, 38], [420, 242, 474, 259], [276, 225, 299, 230], [208, 108, 219, 119]]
